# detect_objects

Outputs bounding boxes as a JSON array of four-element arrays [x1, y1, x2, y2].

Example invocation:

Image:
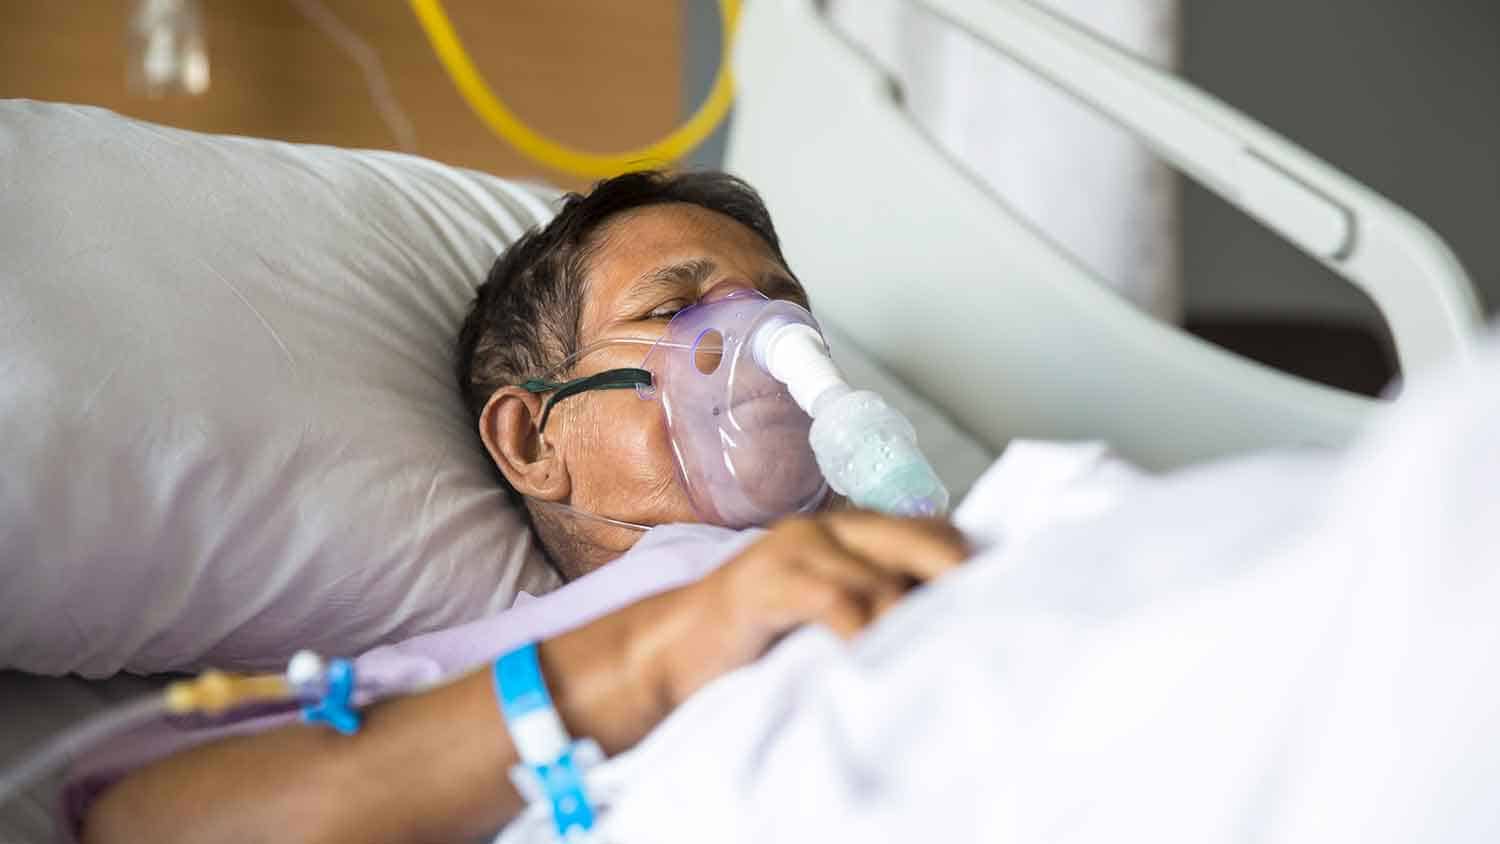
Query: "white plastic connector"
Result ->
[[286, 650, 324, 690], [754, 320, 847, 415]]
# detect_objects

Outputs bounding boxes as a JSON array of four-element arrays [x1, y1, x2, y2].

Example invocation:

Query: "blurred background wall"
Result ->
[[1180, 0, 1500, 327], [0, 0, 683, 191]]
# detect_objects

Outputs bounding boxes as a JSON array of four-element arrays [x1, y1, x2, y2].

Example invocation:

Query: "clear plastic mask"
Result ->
[[524, 289, 829, 530]]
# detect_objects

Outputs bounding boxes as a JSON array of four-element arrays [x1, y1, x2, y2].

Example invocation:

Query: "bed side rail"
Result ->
[[920, 0, 1485, 374]]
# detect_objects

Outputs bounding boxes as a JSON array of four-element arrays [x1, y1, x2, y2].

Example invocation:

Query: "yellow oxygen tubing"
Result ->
[[408, 0, 742, 180]]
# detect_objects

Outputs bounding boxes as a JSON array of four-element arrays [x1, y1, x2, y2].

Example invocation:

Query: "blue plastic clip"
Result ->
[[495, 643, 599, 840], [302, 658, 361, 735]]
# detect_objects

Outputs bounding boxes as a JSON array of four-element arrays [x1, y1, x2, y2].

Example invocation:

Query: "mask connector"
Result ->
[[753, 318, 844, 414], [754, 318, 951, 517]]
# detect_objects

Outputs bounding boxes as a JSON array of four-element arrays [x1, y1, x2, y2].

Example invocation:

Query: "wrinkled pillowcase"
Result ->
[[0, 101, 561, 676]]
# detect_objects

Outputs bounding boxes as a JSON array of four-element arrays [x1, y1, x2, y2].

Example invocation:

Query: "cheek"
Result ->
[[572, 395, 687, 507], [603, 398, 674, 476]]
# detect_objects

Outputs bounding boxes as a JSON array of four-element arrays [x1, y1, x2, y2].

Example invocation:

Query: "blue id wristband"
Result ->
[[494, 642, 598, 839]]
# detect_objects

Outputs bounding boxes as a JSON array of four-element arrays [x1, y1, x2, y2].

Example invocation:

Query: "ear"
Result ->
[[479, 387, 571, 502]]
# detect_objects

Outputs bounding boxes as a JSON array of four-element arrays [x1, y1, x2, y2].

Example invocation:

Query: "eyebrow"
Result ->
[[616, 258, 718, 315], [646, 257, 718, 291], [617, 257, 810, 315]]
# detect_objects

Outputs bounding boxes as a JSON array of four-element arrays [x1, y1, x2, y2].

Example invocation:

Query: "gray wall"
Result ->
[[1182, 0, 1500, 327]]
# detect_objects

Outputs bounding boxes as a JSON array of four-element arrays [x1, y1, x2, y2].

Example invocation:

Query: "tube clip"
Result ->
[[299, 657, 361, 735]]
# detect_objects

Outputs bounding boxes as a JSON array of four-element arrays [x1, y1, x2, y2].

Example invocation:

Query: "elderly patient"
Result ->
[[81, 171, 966, 844]]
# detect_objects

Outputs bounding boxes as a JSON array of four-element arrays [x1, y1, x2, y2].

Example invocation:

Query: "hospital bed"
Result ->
[[0, 1, 1486, 841]]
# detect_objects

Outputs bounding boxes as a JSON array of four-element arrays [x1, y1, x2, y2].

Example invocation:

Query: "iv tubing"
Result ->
[[407, 0, 741, 179], [0, 670, 297, 808], [0, 695, 165, 808]]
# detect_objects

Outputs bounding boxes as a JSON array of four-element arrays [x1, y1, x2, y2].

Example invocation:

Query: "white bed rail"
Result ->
[[726, 0, 1484, 469], [921, 0, 1486, 374]]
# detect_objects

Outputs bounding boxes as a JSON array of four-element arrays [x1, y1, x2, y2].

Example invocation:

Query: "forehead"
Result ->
[[577, 203, 789, 335]]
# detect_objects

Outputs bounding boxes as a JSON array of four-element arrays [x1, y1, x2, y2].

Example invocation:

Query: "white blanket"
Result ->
[[500, 330, 1500, 843]]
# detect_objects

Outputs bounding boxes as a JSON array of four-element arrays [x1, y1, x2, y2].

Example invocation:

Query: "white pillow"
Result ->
[[0, 101, 562, 676]]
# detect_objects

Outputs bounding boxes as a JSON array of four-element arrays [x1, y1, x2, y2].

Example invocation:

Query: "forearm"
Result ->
[[82, 670, 514, 844], [83, 597, 674, 844]]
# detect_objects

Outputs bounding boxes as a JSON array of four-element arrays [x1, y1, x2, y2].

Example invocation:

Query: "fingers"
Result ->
[[702, 511, 971, 669], [749, 513, 968, 641], [781, 518, 911, 606], [771, 569, 874, 641], [781, 561, 918, 641], [818, 511, 969, 582]]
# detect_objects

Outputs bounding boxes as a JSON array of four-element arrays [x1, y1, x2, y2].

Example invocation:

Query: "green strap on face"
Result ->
[[520, 367, 653, 433]]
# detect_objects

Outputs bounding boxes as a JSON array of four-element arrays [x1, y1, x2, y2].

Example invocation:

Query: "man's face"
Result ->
[[539, 202, 809, 543]]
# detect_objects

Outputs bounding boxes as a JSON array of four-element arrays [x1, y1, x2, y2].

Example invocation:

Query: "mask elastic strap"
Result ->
[[520, 367, 653, 433]]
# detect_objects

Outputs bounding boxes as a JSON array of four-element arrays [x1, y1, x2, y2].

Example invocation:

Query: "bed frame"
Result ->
[[726, 0, 1485, 470]]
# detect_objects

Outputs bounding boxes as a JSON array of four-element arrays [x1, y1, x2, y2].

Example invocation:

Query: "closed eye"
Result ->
[[644, 299, 690, 320]]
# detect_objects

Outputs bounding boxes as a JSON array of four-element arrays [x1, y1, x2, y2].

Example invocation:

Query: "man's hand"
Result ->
[[636, 512, 968, 708]]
